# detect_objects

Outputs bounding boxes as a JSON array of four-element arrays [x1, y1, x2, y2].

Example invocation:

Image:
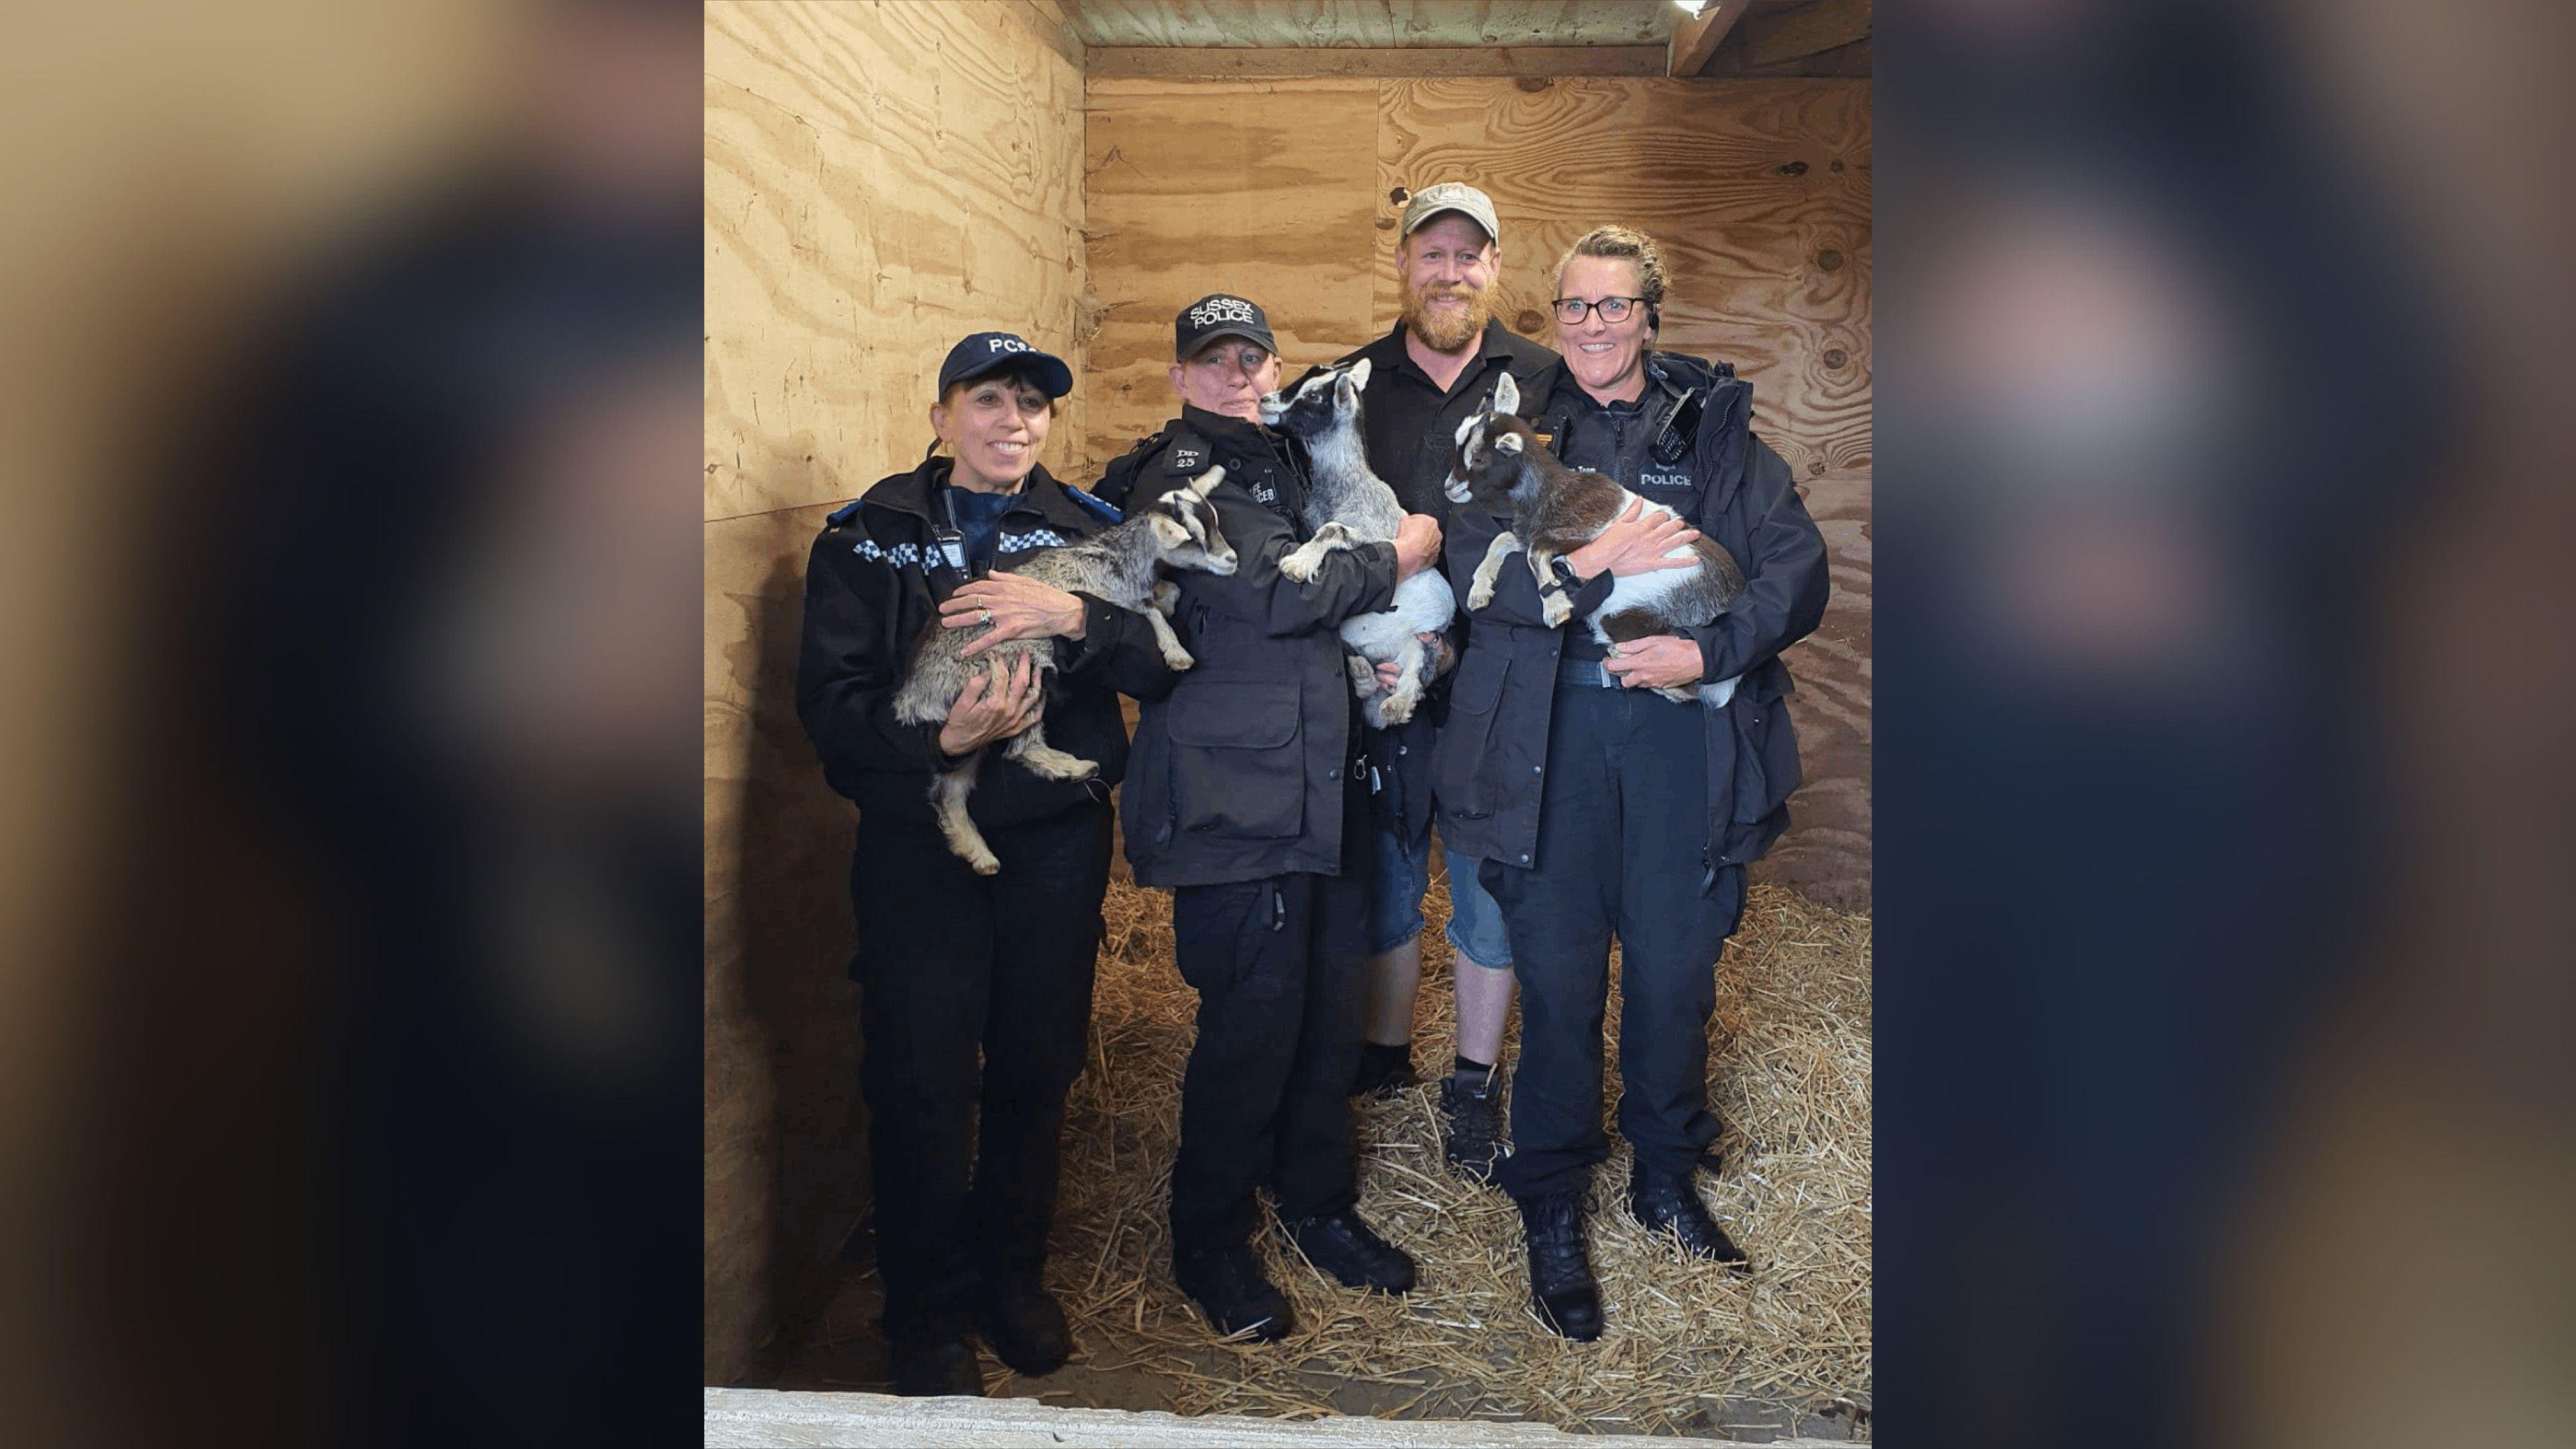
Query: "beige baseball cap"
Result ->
[[1400, 182, 1500, 244]]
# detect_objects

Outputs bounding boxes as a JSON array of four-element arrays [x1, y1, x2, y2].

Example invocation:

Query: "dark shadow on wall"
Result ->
[[722, 547, 871, 1379]]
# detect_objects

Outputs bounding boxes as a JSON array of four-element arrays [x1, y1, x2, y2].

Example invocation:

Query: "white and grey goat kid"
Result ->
[[892, 469, 1237, 873], [1256, 358, 1458, 728], [1443, 372, 1747, 707]]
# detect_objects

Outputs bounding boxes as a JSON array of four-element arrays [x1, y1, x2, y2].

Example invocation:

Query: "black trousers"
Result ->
[[1167, 866, 1371, 1255], [849, 800, 1112, 1339], [1482, 679, 1748, 1201]]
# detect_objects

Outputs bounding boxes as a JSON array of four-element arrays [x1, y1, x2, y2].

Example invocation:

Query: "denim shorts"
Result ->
[[1364, 810, 1514, 969]]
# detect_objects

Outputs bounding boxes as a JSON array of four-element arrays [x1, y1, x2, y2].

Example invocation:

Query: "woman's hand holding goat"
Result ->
[[936, 655, 1044, 757], [1602, 635, 1705, 690], [941, 572, 1088, 656], [1567, 499, 1701, 581]]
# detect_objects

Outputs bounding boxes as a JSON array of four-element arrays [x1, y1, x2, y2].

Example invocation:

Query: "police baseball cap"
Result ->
[[1400, 181, 1501, 244], [936, 331, 1074, 398], [1173, 294, 1277, 361]]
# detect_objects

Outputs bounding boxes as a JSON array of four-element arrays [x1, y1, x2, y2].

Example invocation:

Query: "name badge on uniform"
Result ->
[[1171, 446, 1203, 471]]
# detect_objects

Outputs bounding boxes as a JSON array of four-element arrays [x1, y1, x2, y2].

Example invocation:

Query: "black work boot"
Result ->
[[1517, 1191, 1603, 1341], [888, 1331, 985, 1397], [1280, 1210, 1416, 1294], [981, 1283, 1073, 1376], [1628, 1161, 1750, 1269], [1438, 1071, 1503, 1183], [1173, 1244, 1294, 1342]]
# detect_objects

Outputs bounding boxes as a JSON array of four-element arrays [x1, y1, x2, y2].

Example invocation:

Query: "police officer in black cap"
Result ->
[[797, 331, 1180, 1396], [1097, 295, 1444, 1342]]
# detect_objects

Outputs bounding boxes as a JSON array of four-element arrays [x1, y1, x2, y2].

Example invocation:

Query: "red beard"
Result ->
[[1401, 280, 1493, 352]]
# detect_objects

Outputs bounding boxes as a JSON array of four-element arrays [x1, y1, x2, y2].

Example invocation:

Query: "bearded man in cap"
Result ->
[[1097, 294, 1444, 1344]]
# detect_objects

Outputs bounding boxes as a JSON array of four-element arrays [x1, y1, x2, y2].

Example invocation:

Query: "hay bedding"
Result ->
[[1027, 866, 1872, 1437]]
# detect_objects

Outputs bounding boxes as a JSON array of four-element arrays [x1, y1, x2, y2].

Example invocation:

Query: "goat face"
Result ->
[[1443, 407, 1536, 508], [1442, 368, 1529, 506], [1256, 356, 1371, 439], [1146, 472, 1238, 576]]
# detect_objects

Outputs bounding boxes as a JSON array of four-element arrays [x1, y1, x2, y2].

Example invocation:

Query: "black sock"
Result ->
[[1453, 1053, 1495, 1081]]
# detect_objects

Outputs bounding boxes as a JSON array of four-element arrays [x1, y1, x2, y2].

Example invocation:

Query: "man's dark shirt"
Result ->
[[1343, 320, 1560, 523]]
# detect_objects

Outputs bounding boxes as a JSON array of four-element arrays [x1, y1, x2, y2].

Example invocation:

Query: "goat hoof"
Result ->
[[1164, 649, 1195, 671], [970, 855, 1000, 876], [1467, 584, 1495, 610]]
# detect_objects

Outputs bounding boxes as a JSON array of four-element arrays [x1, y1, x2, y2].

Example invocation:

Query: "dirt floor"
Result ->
[[774, 860, 1872, 1442]]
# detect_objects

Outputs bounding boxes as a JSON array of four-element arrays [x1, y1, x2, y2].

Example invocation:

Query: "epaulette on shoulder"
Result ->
[[823, 496, 865, 529], [1065, 486, 1122, 523], [1158, 425, 1214, 478]]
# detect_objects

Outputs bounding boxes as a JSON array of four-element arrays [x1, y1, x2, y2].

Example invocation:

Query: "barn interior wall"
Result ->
[[702, 0, 1088, 1383], [1085, 75, 1872, 904]]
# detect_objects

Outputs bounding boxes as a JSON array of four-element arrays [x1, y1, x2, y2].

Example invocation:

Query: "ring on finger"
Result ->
[[979, 608, 994, 625]]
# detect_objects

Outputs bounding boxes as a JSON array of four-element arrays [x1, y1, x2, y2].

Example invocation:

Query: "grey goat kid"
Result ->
[[1257, 358, 1458, 728], [1444, 372, 1748, 707], [892, 468, 1238, 873]]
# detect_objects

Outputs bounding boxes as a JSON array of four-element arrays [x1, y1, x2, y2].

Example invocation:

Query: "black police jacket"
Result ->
[[795, 457, 1179, 832], [1098, 406, 1399, 888], [1312, 322, 1572, 840], [1433, 352, 1829, 875]]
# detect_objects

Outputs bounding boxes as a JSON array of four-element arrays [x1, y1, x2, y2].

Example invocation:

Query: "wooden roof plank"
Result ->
[[1741, 0, 1872, 67], [1668, 0, 1754, 77]]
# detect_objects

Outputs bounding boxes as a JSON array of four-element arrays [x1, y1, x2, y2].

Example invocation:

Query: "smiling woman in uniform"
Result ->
[[794, 331, 1177, 1397], [1433, 226, 1832, 1340]]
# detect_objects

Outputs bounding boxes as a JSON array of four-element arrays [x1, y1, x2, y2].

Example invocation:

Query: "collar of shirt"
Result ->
[[1371, 318, 1523, 404]]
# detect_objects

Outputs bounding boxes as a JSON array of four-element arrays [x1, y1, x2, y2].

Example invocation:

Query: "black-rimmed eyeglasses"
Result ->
[[1550, 296, 1646, 325]]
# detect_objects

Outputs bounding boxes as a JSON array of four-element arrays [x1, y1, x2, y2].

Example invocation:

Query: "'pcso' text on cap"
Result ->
[[936, 331, 1074, 398]]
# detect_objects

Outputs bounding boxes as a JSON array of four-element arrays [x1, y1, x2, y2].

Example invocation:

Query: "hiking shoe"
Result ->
[[1438, 1073, 1503, 1183]]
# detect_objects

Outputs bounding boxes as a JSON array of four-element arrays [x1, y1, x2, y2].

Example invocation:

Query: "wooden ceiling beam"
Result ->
[[1741, 0, 1872, 68], [1085, 46, 1668, 80], [1668, 1, 1753, 78]]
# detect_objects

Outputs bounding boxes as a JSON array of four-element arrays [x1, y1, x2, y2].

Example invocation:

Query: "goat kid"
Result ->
[[1256, 358, 1458, 728], [892, 468, 1237, 873], [1444, 372, 1747, 708]]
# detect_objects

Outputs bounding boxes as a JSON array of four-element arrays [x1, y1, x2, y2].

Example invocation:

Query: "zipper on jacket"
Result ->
[[1269, 883, 1286, 932]]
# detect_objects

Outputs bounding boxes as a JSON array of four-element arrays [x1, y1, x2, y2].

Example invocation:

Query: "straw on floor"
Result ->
[[1029, 864, 1872, 1437]]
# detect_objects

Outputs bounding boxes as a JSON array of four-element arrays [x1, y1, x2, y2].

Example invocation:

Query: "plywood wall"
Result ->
[[1085, 76, 1870, 905], [702, 0, 1088, 1383]]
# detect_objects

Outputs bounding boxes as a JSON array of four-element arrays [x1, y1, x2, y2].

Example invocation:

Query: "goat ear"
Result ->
[[1491, 371, 1520, 416], [1454, 412, 1480, 446], [1187, 463, 1225, 497], [1344, 357, 1372, 393], [1495, 430, 1525, 454], [1150, 513, 1190, 547]]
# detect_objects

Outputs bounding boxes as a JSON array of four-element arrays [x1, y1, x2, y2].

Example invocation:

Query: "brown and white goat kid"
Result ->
[[1443, 372, 1748, 707], [892, 469, 1236, 873]]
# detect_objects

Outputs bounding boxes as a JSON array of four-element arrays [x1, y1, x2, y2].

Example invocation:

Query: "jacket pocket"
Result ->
[[1168, 682, 1305, 839], [1727, 672, 1803, 824], [1431, 647, 1509, 818]]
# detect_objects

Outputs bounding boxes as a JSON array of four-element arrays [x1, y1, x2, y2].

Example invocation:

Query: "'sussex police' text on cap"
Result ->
[[937, 331, 1075, 398], [1173, 294, 1277, 362], [1400, 181, 1501, 244]]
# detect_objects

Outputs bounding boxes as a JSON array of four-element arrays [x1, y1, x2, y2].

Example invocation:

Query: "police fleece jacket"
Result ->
[[795, 458, 1178, 833]]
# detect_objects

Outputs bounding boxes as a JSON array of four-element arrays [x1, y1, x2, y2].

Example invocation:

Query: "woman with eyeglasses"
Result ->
[[1430, 225, 1831, 1338]]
